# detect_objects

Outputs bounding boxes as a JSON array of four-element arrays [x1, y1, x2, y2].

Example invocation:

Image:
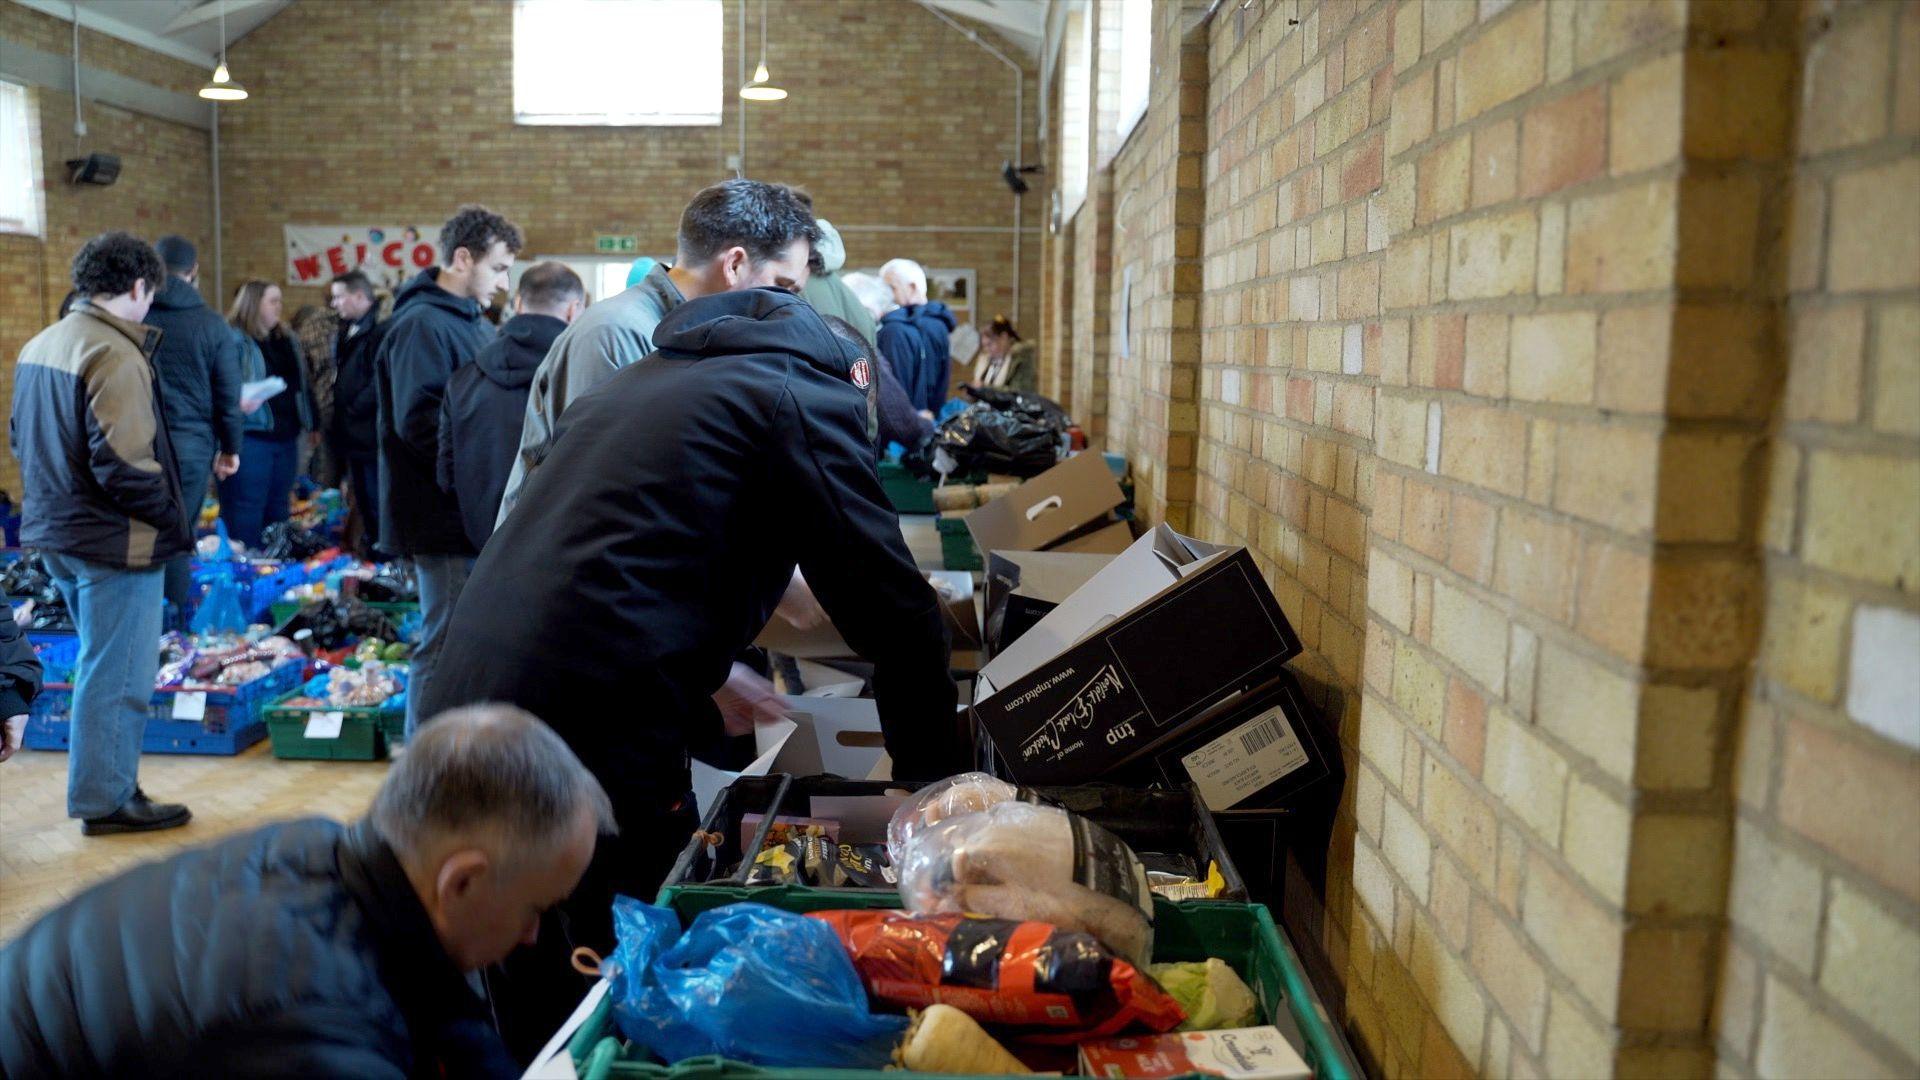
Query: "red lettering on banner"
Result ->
[[293, 254, 322, 281], [411, 244, 434, 268], [354, 243, 368, 265], [382, 242, 403, 266], [327, 247, 349, 275]]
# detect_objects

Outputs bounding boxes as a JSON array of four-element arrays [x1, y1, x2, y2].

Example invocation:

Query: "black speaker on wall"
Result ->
[[65, 152, 120, 186]]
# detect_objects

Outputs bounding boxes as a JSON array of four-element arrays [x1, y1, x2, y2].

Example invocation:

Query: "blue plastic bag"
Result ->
[[607, 898, 908, 1069], [190, 573, 248, 634]]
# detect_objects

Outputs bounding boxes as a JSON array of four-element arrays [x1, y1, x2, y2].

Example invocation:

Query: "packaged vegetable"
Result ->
[[1148, 959, 1260, 1031], [896, 1005, 1030, 1075], [886, 772, 1026, 864], [898, 800, 1156, 965], [809, 910, 1185, 1043], [607, 899, 906, 1069]]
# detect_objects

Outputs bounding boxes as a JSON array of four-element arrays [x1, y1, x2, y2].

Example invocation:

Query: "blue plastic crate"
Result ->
[[24, 659, 302, 756], [247, 564, 308, 620], [30, 633, 80, 683]]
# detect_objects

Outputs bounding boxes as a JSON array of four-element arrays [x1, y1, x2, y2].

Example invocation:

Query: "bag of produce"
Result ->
[[897, 800, 1157, 966], [885, 772, 1026, 864], [1149, 959, 1261, 1031], [810, 910, 1185, 1043], [606, 898, 907, 1069]]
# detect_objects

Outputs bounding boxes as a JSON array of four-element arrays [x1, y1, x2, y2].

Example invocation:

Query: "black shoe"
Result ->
[[82, 792, 192, 836]]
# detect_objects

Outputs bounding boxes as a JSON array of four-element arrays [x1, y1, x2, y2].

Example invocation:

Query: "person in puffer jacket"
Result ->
[[9, 232, 193, 834], [0, 704, 614, 1077]]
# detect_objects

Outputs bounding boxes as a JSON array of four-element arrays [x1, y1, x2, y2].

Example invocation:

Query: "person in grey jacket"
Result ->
[[494, 179, 818, 525], [144, 236, 243, 618]]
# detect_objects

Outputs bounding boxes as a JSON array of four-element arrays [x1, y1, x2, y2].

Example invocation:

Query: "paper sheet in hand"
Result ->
[[522, 979, 610, 1079], [687, 696, 889, 818], [239, 376, 287, 412]]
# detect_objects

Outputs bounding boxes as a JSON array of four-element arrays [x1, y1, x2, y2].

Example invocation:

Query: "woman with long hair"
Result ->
[[219, 280, 315, 548], [970, 314, 1036, 394]]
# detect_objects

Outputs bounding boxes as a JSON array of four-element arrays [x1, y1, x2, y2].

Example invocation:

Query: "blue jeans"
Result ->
[[217, 434, 299, 549], [408, 554, 473, 740], [43, 553, 165, 819]]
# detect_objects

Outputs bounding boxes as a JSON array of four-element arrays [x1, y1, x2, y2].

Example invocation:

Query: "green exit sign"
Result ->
[[595, 234, 638, 254]]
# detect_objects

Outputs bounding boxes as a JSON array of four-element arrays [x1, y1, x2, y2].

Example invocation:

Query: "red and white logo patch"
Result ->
[[849, 358, 872, 390]]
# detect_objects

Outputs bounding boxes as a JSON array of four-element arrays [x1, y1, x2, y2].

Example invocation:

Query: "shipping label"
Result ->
[[1179, 705, 1309, 811]]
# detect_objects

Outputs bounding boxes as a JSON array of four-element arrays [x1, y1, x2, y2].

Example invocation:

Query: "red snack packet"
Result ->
[[809, 910, 1185, 1044]]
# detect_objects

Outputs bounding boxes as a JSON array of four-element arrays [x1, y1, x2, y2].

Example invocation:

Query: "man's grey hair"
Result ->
[[878, 258, 927, 299], [370, 704, 616, 867]]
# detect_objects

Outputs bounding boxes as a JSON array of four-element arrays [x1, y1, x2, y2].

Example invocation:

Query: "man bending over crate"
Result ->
[[0, 704, 612, 1078]]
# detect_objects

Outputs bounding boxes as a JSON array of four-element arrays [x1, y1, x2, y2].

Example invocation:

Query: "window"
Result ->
[[512, 0, 723, 126], [1059, 6, 1091, 220], [0, 81, 43, 237], [515, 255, 652, 302], [1113, 0, 1151, 143]]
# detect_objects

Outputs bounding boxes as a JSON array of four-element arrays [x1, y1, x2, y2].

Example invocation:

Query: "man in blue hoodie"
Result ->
[[374, 204, 522, 739], [144, 236, 244, 619], [876, 257, 957, 412], [437, 261, 584, 551]]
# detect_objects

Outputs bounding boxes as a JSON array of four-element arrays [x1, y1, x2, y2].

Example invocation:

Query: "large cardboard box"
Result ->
[[971, 527, 1334, 813], [981, 549, 1118, 657], [963, 449, 1128, 557]]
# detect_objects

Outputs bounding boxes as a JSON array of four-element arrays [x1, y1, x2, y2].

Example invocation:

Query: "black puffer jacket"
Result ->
[[143, 275, 244, 469], [0, 600, 42, 720], [332, 308, 387, 461], [437, 312, 563, 550], [374, 269, 492, 556], [0, 818, 518, 1079], [421, 289, 962, 819]]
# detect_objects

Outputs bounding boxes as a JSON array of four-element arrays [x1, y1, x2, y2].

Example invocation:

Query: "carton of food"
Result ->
[[1077, 1027, 1312, 1080]]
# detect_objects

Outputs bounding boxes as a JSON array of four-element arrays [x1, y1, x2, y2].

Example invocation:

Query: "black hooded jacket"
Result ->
[[437, 312, 563, 550], [419, 289, 963, 819], [0, 818, 517, 1079], [374, 269, 493, 556], [331, 307, 388, 462], [143, 275, 245, 473]]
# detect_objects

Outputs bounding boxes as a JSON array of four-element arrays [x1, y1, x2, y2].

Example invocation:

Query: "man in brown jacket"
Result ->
[[11, 231, 195, 834]]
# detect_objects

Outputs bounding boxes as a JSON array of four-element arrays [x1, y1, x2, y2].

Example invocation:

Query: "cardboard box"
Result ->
[[963, 449, 1127, 557], [1078, 1028, 1312, 1080], [971, 527, 1333, 813], [981, 549, 1118, 656], [754, 570, 981, 657], [689, 694, 888, 817]]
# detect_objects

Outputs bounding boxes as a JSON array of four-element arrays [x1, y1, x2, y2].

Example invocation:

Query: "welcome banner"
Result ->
[[283, 224, 444, 290]]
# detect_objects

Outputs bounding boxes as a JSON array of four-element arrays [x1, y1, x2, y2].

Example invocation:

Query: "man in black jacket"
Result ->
[[330, 269, 387, 555], [437, 260, 583, 550], [12, 232, 194, 834], [144, 236, 243, 621], [375, 204, 522, 740], [0, 704, 612, 1078], [420, 288, 964, 1056], [0, 601, 43, 764]]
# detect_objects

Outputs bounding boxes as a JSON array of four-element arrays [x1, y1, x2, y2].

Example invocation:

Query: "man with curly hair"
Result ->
[[374, 204, 522, 740], [11, 231, 194, 834]]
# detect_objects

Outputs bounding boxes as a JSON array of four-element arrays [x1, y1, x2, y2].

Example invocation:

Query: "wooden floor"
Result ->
[[0, 744, 388, 945]]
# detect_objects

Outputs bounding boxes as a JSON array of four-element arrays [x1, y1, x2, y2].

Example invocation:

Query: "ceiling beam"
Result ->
[[7, 0, 218, 68], [161, 0, 279, 35], [921, 0, 1044, 54]]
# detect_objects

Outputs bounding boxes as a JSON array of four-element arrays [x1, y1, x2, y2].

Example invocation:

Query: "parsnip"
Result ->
[[895, 1004, 1031, 1075]]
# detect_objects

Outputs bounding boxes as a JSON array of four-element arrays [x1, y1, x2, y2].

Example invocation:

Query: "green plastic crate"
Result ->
[[878, 461, 938, 514], [565, 890, 1360, 1080], [261, 685, 397, 760], [935, 516, 980, 572]]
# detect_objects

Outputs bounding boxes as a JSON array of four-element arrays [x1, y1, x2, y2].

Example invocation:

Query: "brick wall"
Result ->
[[1718, 2, 1920, 1077], [0, 3, 214, 497], [1047, 0, 1920, 1076], [216, 0, 1039, 324]]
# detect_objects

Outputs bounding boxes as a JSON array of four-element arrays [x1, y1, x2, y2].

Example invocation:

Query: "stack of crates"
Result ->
[[24, 658, 304, 755]]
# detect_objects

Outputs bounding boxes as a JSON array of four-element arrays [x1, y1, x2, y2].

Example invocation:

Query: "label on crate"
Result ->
[[1179, 705, 1308, 811], [304, 712, 344, 740], [171, 691, 207, 722]]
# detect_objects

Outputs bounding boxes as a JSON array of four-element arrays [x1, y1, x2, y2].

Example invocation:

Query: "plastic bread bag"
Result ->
[[810, 910, 1186, 1044], [898, 800, 1156, 967], [886, 772, 1024, 865]]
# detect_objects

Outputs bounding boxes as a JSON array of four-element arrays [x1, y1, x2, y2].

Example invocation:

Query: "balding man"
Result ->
[[0, 705, 613, 1078], [876, 258, 956, 413]]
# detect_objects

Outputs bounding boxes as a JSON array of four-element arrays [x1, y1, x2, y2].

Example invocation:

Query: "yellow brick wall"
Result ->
[[1718, 2, 1920, 1077], [0, 4, 215, 498], [1050, 0, 1919, 1076], [214, 0, 1040, 323]]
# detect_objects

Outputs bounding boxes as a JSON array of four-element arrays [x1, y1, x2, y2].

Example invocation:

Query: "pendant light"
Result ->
[[198, 4, 248, 102], [738, 0, 786, 101]]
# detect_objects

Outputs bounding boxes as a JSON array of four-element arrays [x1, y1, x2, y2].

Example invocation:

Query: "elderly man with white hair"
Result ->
[[876, 257, 957, 413], [0, 705, 614, 1078]]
